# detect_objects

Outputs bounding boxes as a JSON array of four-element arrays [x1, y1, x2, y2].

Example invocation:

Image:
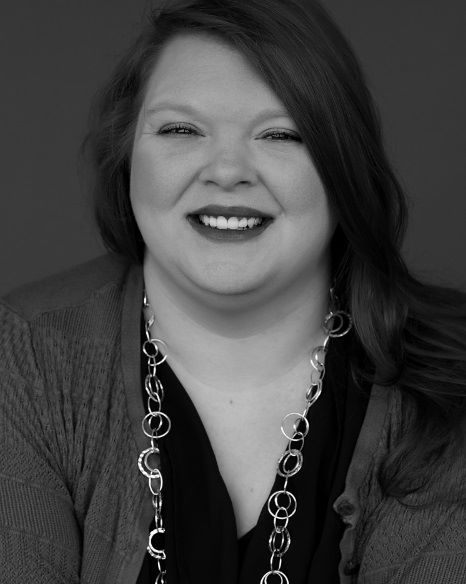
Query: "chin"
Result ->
[[196, 277, 262, 298], [189, 264, 267, 298]]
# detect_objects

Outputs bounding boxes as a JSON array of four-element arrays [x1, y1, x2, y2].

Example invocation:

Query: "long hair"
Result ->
[[82, 0, 466, 499]]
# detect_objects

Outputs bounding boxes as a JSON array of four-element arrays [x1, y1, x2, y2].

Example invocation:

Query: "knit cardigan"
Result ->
[[0, 254, 465, 584]]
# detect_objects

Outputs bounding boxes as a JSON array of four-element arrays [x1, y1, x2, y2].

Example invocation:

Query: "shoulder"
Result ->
[[0, 253, 143, 370], [2, 253, 133, 322], [0, 253, 142, 383]]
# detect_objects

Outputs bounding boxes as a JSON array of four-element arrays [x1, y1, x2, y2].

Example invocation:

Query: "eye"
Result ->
[[157, 123, 200, 136], [261, 129, 302, 142]]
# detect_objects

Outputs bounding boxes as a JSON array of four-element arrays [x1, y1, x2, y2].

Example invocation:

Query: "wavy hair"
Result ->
[[82, 0, 466, 499]]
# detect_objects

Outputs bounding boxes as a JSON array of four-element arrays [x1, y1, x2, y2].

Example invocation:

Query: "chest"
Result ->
[[182, 382, 308, 537]]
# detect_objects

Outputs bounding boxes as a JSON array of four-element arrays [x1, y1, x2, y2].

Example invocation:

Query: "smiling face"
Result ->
[[130, 33, 335, 304]]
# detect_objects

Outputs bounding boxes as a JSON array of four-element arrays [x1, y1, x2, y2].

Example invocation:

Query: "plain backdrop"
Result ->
[[1, 0, 465, 296]]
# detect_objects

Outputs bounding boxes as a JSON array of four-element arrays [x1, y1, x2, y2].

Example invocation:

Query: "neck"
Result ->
[[143, 259, 331, 394]]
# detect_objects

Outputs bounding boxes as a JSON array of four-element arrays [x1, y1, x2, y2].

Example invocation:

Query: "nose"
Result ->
[[198, 138, 258, 190]]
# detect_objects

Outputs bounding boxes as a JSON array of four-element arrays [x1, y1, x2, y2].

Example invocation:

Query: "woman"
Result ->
[[1, 0, 465, 582]]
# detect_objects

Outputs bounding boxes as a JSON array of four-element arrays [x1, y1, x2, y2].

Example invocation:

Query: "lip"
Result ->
[[187, 215, 273, 242], [189, 205, 273, 219]]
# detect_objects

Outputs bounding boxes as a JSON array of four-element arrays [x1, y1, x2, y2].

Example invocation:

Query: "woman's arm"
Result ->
[[0, 302, 82, 583]]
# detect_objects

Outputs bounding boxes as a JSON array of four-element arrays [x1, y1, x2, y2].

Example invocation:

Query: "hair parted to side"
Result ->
[[82, 0, 466, 500]]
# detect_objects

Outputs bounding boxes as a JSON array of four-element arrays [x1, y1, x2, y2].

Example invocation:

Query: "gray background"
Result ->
[[1, 1, 465, 296]]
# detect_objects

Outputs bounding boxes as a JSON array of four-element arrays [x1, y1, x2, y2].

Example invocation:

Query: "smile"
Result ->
[[187, 214, 273, 242], [198, 215, 264, 230]]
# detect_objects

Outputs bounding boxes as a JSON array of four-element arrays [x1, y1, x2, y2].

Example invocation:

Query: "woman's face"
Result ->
[[130, 33, 335, 301]]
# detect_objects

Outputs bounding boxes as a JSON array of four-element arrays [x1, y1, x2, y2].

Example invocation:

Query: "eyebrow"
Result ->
[[145, 102, 291, 123]]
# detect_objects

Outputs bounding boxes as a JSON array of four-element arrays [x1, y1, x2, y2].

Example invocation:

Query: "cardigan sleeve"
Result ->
[[0, 301, 82, 583], [356, 496, 466, 584], [336, 383, 466, 584], [353, 389, 466, 584]]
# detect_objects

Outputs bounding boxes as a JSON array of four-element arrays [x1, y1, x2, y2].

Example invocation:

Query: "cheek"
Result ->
[[280, 166, 336, 251], [130, 142, 180, 213], [279, 164, 330, 217]]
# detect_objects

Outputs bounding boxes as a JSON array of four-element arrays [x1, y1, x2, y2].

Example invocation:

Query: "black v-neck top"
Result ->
[[137, 330, 369, 583]]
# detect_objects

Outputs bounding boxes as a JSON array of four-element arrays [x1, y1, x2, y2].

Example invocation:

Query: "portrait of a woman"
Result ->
[[1, 1, 465, 583]]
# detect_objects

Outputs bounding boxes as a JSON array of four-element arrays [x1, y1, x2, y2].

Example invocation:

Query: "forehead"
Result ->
[[141, 33, 288, 120]]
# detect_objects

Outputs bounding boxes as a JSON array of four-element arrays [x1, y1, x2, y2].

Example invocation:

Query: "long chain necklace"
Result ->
[[137, 291, 170, 583], [137, 289, 352, 584]]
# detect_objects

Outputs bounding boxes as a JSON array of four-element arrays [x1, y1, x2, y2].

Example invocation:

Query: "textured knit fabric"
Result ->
[[1, 254, 465, 584]]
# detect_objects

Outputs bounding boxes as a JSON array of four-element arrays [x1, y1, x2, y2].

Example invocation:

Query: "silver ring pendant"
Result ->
[[260, 570, 290, 584]]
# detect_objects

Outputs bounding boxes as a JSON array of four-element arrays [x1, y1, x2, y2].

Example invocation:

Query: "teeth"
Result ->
[[217, 216, 228, 229], [198, 215, 264, 230]]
